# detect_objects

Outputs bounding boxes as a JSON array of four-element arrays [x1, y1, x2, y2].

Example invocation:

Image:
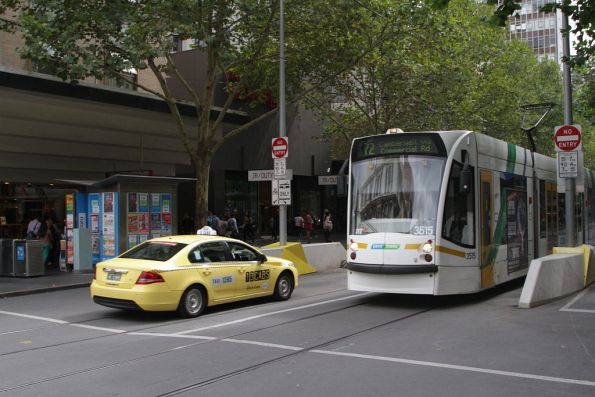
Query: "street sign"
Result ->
[[318, 175, 338, 185], [558, 151, 578, 178], [272, 137, 289, 159], [248, 169, 293, 181], [554, 124, 582, 152], [274, 158, 287, 178], [272, 179, 291, 205]]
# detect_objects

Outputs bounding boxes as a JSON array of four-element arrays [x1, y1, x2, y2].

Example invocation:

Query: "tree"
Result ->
[[0, 0, 388, 227], [311, 0, 567, 157]]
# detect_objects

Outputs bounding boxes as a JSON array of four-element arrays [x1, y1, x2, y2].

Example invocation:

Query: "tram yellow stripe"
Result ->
[[404, 244, 420, 250], [435, 245, 465, 258]]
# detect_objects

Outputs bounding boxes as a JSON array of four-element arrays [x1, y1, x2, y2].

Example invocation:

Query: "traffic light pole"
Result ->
[[561, 12, 575, 247], [278, 0, 287, 246]]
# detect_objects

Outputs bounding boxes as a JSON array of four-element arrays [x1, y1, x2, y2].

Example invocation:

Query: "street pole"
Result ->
[[561, 11, 575, 247], [278, 0, 287, 246]]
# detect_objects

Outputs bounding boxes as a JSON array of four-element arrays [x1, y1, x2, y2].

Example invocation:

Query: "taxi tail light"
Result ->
[[136, 271, 165, 284]]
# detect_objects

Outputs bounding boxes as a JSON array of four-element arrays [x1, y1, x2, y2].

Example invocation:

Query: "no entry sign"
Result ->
[[554, 125, 582, 152], [272, 137, 288, 158]]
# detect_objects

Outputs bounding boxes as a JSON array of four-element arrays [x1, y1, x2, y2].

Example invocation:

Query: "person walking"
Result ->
[[294, 213, 304, 239], [227, 211, 239, 238], [322, 209, 333, 242], [243, 212, 255, 243], [304, 210, 314, 243]]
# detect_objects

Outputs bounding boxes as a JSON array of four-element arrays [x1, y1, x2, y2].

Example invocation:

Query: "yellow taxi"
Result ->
[[90, 233, 298, 317]]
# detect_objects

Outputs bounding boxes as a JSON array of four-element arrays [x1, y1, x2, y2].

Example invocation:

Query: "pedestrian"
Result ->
[[38, 216, 54, 267], [207, 210, 220, 235], [304, 210, 314, 243], [26, 215, 42, 239], [243, 212, 254, 243], [323, 209, 333, 242], [294, 213, 304, 239], [227, 211, 239, 238]]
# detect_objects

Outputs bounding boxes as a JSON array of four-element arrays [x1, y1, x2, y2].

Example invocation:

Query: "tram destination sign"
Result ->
[[353, 133, 445, 161]]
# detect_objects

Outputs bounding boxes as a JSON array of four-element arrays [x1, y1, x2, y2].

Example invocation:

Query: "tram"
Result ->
[[346, 130, 595, 295]]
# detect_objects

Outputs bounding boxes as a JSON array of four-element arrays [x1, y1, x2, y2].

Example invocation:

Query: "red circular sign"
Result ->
[[555, 125, 581, 151], [272, 137, 288, 158]]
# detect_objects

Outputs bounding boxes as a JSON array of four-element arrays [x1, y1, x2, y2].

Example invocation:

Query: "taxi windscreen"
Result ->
[[120, 241, 187, 261]]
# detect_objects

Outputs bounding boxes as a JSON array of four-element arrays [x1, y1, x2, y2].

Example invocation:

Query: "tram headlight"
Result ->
[[421, 240, 433, 253], [350, 240, 359, 251]]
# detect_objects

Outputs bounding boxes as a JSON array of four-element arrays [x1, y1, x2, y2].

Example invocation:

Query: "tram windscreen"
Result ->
[[350, 155, 446, 236]]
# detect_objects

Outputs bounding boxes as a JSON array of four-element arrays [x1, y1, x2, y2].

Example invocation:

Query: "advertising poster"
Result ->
[[91, 199, 100, 214], [151, 193, 161, 213], [506, 188, 528, 274], [128, 192, 138, 212], [139, 193, 149, 212], [66, 213, 74, 229], [103, 213, 115, 235], [92, 235, 100, 255], [78, 213, 87, 229], [103, 238, 116, 256], [127, 214, 139, 233], [162, 194, 171, 213], [66, 229, 74, 264], [66, 194, 74, 211], [104, 192, 114, 213], [151, 213, 162, 231], [128, 234, 138, 249], [163, 213, 172, 234], [139, 234, 149, 243], [138, 213, 150, 233], [91, 215, 100, 232]]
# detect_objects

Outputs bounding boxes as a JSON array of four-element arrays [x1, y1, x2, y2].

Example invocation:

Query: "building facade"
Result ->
[[505, 0, 563, 63]]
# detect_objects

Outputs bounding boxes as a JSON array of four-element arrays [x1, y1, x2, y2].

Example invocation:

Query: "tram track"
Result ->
[[156, 305, 436, 396], [0, 293, 435, 394]]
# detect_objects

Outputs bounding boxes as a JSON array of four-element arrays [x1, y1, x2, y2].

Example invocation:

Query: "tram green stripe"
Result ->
[[506, 143, 516, 174], [482, 144, 515, 269]]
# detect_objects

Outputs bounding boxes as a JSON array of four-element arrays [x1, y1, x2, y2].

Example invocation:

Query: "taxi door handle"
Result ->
[[238, 269, 245, 273], [202, 270, 211, 276]]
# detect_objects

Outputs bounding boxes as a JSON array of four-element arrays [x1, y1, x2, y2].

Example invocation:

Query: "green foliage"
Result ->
[[312, 0, 567, 159]]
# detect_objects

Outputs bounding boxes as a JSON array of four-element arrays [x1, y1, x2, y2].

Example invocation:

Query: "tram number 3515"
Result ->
[[412, 225, 434, 235]]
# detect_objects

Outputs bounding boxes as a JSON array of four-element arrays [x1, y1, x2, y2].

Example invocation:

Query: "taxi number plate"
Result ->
[[107, 273, 121, 281]]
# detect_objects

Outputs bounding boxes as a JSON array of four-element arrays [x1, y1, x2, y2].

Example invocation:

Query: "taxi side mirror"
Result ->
[[256, 253, 267, 263]]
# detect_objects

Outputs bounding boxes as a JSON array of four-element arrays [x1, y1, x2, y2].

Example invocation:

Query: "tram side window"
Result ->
[[442, 162, 475, 247]]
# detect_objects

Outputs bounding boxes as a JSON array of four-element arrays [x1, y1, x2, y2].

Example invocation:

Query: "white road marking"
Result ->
[[223, 338, 303, 351], [310, 350, 595, 387], [175, 292, 372, 334], [70, 324, 127, 333], [560, 288, 594, 313], [0, 310, 69, 324], [128, 332, 216, 340]]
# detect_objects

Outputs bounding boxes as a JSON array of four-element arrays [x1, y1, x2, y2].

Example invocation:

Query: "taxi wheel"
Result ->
[[273, 273, 293, 301], [177, 286, 206, 318]]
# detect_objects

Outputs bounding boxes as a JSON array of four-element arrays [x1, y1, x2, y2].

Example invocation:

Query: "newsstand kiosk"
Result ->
[[66, 175, 193, 270]]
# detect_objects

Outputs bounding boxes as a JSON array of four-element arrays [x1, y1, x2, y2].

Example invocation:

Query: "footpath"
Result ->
[[0, 231, 346, 298]]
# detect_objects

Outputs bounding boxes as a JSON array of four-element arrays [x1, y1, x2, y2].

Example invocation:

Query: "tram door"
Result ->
[[480, 170, 494, 288]]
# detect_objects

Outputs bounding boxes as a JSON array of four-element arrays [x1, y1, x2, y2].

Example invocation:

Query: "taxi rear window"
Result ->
[[120, 241, 187, 261]]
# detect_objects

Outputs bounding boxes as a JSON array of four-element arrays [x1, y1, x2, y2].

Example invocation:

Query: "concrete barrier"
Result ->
[[519, 252, 584, 308], [553, 245, 595, 287], [261, 242, 346, 274]]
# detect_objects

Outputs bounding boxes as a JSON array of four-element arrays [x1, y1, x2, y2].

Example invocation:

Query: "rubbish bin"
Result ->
[[0, 239, 13, 276], [13, 239, 44, 277]]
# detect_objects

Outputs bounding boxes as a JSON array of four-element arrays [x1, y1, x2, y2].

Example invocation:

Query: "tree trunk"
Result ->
[[194, 152, 212, 230]]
